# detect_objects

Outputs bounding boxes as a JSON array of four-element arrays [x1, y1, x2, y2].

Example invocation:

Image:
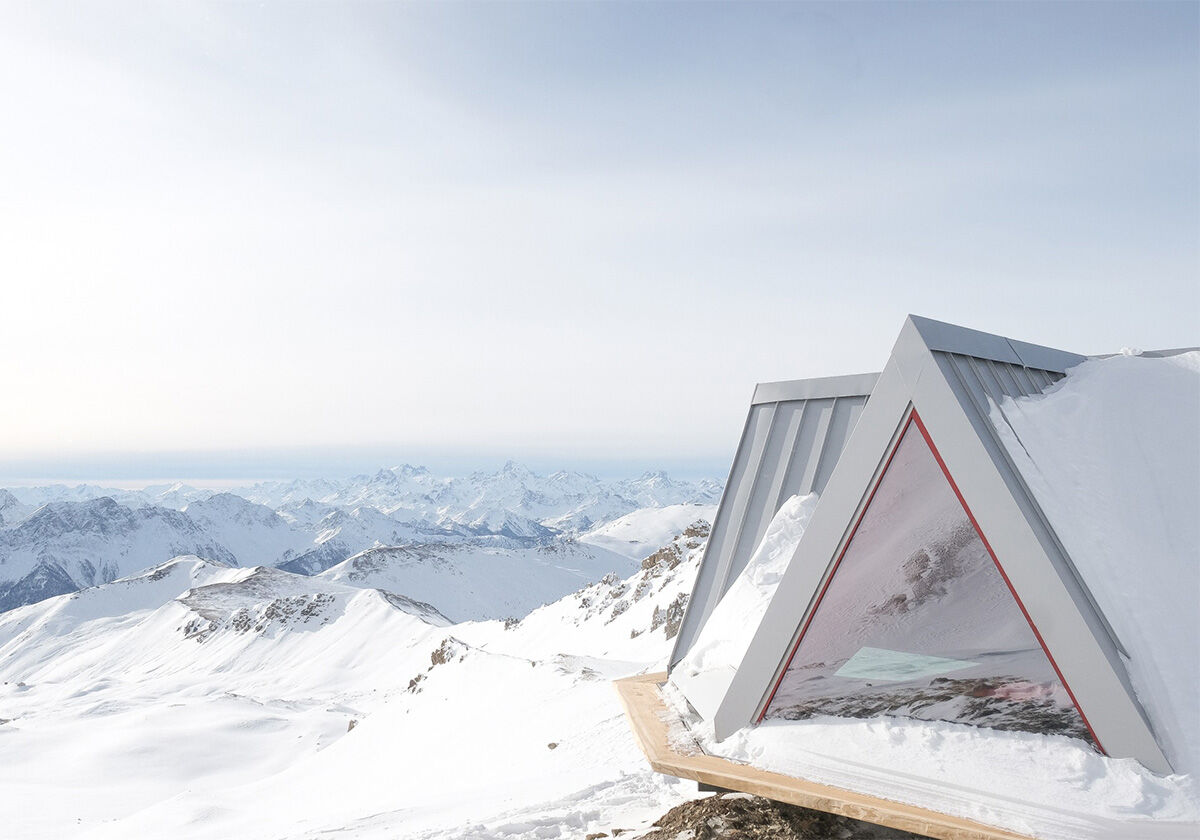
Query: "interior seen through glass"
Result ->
[[763, 417, 1095, 745]]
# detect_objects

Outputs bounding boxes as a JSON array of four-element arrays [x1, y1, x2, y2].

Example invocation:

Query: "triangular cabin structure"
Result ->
[[621, 318, 1195, 832]]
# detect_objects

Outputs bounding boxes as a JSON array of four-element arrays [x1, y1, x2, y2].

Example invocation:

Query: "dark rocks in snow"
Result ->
[[278, 541, 353, 576], [651, 592, 688, 640], [0, 561, 78, 613], [640, 793, 929, 840], [430, 637, 468, 667], [408, 636, 470, 694], [641, 542, 684, 573], [377, 591, 451, 626]]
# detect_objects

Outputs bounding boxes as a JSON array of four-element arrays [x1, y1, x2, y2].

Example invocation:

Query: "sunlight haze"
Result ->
[[1, 1, 1195, 478]]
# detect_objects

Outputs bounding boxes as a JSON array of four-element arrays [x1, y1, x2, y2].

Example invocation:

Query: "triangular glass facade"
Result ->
[[763, 414, 1096, 745]]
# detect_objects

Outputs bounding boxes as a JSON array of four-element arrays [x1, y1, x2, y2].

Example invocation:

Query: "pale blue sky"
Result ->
[[0, 1, 1195, 482]]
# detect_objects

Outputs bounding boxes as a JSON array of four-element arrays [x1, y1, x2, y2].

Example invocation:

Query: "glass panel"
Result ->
[[764, 418, 1094, 744]]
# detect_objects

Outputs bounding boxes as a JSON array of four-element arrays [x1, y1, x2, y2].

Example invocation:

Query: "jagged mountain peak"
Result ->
[[185, 492, 283, 522], [390, 463, 432, 477], [22, 495, 134, 534]]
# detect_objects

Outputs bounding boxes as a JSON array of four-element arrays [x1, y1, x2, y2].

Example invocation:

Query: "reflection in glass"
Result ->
[[764, 417, 1094, 744]]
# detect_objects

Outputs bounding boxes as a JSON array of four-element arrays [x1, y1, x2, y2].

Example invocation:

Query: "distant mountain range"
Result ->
[[0, 463, 720, 614]]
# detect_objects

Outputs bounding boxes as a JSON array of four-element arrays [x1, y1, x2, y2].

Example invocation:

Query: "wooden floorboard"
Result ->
[[615, 671, 1035, 840]]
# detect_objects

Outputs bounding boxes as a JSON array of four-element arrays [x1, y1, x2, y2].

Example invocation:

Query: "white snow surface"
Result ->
[[181, 492, 313, 566], [991, 350, 1200, 775], [676, 699, 1200, 840], [0, 512, 712, 839], [580, 503, 717, 560], [670, 493, 818, 718], [317, 540, 638, 622]]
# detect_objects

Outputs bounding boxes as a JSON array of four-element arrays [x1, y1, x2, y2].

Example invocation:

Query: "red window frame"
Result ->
[[755, 409, 1104, 753]]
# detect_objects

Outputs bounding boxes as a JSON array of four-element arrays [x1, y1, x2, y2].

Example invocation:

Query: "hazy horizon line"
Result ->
[[0, 449, 730, 488]]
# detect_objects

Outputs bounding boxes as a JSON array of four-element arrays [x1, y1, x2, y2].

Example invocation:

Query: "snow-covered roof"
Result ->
[[668, 315, 1198, 777], [992, 348, 1199, 774]]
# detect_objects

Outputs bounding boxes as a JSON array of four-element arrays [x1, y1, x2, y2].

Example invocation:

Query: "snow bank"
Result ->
[[991, 350, 1200, 775], [684, 707, 1200, 840], [670, 494, 818, 718], [580, 503, 717, 561]]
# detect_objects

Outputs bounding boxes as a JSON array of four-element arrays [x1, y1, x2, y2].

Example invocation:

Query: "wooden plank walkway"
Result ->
[[615, 671, 1035, 840]]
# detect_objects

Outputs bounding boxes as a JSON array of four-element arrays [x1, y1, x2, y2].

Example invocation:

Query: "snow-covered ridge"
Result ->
[[316, 539, 639, 623]]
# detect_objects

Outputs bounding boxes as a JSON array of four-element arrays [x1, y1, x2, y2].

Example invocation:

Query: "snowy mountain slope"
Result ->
[[10, 519, 714, 840], [309, 504, 473, 553], [72, 635, 699, 840], [277, 540, 361, 576], [450, 505, 557, 541], [0, 488, 36, 526], [275, 497, 340, 530], [0, 555, 455, 838], [580, 503, 717, 560], [181, 493, 312, 567], [272, 504, 479, 577], [455, 520, 710, 664], [616, 471, 723, 508], [0, 556, 240, 676], [0, 497, 239, 612], [0, 557, 449, 698], [127, 481, 214, 509], [239, 476, 349, 508], [318, 539, 641, 622], [340, 464, 456, 517]]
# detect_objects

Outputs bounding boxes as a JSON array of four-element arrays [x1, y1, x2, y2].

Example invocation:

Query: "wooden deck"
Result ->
[[614, 672, 1035, 840]]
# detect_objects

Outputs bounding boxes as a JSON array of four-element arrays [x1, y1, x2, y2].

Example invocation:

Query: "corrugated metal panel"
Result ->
[[669, 375, 877, 669], [944, 352, 1063, 408]]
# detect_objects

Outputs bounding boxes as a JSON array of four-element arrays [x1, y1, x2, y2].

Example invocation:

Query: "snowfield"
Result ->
[[580, 502, 717, 560], [316, 540, 638, 622], [0, 508, 713, 840]]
